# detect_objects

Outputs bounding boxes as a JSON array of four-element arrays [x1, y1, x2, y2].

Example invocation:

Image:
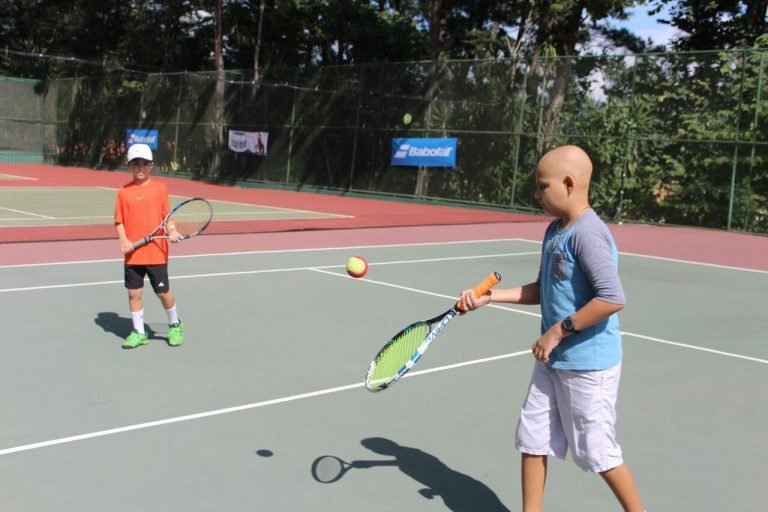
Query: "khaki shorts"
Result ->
[[515, 361, 624, 473]]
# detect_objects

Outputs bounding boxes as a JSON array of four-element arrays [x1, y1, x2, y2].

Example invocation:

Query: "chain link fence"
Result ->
[[1, 49, 766, 234]]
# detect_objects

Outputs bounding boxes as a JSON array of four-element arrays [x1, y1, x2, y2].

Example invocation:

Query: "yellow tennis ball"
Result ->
[[346, 256, 368, 278], [403, 113, 412, 125]]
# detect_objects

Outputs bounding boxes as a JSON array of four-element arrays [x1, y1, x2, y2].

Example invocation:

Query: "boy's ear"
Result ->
[[563, 175, 575, 190]]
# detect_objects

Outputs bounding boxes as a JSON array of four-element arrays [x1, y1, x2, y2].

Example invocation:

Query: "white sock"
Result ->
[[166, 305, 179, 325], [131, 309, 145, 334]]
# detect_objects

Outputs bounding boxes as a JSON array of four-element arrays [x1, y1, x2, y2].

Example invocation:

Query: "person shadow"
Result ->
[[312, 437, 510, 511], [94, 312, 162, 343]]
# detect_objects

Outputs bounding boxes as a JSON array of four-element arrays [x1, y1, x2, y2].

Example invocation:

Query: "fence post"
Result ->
[[348, 75, 362, 191], [172, 74, 183, 169], [510, 58, 527, 209], [727, 50, 748, 231], [286, 91, 296, 184], [615, 54, 640, 222], [745, 51, 765, 230]]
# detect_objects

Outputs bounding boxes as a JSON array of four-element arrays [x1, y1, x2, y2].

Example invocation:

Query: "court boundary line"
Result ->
[[6, 238, 768, 273], [0, 187, 352, 227], [0, 205, 55, 219], [3, 255, 765, 365], [511, 237, 768, 274], [2, 247, 764, 365], [1, 263, 765, 457], [0, 239, 530, 268], [311, 269, 768, 366], [0, 251, 538, 293], [0, 351, 527, 457], [1, 237, 765, 274], [2, 249, 766, 365], [0, 173, 37, 181]]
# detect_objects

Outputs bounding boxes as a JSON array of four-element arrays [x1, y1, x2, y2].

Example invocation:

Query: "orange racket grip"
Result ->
[[455, 272, 502, 312]]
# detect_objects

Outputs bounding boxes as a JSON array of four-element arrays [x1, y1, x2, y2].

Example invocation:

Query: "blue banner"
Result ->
[[391, 138, 457, 167], [126, 129, 159, 150]]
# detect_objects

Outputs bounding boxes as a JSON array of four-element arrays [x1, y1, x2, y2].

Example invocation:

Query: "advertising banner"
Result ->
[[126, 129, 159, 150], [228, 130, 269, 156], [391, 138, 457, 167]]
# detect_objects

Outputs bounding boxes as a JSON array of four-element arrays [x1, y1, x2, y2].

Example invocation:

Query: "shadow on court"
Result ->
[[94, 312, 164, 343], [311, 437, 510, 511]]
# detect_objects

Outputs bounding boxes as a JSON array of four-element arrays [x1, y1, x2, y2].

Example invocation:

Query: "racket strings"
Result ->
[[170, 200, 212, 236], [312, 456, 346, 483], [369, 323, 429, 387]]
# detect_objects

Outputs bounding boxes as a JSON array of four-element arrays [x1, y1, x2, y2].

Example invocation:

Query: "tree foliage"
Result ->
[[0, 0, 765, 232]]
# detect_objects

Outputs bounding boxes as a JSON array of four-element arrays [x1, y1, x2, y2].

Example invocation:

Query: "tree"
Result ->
[[521, 1, 643, 151], [652, 0, 767, 50]]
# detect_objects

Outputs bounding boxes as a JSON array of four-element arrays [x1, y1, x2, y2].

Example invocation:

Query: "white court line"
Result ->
[[0, 211, 352, 224], [2, 236, 764, 274], [0, 206, 55, 219], [0, 239, 534, 268], [0, 351, 527, 457], [0, 173, 37, 181], [2, 249, 766, 364], [0, 252, 536, 293], [513, 237, 768, 274], [312, 268, 768, 365], [1, 264, 765, 457]]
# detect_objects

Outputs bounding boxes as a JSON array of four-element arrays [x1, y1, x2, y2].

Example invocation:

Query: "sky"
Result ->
[[613, 4, 679, 48]]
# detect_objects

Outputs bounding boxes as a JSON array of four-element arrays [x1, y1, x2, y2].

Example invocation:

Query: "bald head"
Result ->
[[538, 145, 593, 185], [534, 145, 593, 217]]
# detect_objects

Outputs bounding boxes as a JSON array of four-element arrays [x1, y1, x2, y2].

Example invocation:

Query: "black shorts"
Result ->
[[124, 264, 171, 293]]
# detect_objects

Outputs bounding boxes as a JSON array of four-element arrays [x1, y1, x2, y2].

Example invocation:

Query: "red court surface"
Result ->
[[2, 221, 766, 272], [0, 164, 541, 242]]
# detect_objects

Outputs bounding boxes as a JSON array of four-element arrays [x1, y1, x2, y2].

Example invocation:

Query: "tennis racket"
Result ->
[[365, 272, 501, 392], [310, 455, 391, 483], [131, 197, 213, 249]]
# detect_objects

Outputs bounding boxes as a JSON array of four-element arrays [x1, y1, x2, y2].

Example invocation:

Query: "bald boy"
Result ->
[[461, 146, 645, 511]]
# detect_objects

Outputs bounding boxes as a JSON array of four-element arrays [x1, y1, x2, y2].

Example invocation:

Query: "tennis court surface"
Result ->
[[1, 215, 766, 511]]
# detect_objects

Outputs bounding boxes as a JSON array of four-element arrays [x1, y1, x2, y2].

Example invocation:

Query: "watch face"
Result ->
[[564, 317, 577, 332]]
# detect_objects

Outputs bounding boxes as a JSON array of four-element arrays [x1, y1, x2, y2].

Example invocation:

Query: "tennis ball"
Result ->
[[346, 256, 368, 278], [403, 113, 412, 125]]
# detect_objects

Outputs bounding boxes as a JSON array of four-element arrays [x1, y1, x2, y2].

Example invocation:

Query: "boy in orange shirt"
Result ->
[[115, 143, 184, 348]]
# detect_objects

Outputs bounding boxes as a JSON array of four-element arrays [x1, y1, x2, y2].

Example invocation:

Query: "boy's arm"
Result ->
[[165, 216, 183, 242], [533, 298, 623, 363], [534, 222, 625, 363], [461, 282, 540, 311], [564, 298, 623, 334], [115, 222, 133, 254]]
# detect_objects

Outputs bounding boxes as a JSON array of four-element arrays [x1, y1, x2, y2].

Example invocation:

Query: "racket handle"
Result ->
[[456, 272, 501, 312], [131, 237, 150, 250]]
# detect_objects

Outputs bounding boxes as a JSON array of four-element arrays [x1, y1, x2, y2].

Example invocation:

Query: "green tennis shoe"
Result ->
[[123, 330, 149, 349], [168, 322, 184, 347]]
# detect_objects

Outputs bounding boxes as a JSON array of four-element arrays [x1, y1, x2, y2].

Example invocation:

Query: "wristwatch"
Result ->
[[562, 316, 579, 334]]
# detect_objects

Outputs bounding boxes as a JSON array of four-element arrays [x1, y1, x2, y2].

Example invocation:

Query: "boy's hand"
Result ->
[[459, 288, 491, 312], [167, 228, 183, 243], [119, 239, 134, 254], [531, 326, 563, 364]]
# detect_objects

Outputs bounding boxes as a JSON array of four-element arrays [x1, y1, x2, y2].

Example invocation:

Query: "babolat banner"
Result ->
[[126, 129, 159, 150], [391, 138, 457, 167]]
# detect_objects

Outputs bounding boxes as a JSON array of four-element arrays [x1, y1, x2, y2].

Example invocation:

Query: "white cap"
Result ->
[[127, 143, 153, 162]]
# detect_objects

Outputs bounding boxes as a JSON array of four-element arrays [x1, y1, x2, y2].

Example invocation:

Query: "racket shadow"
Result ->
[[312, 437, 510, 512]]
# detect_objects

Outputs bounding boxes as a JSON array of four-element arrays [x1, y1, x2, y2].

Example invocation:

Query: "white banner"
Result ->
[[228, 130, 269, 155]]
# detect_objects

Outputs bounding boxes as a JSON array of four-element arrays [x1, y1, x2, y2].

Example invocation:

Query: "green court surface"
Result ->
[[0, 187, 346, 226], [0, 238, 765, 511], [0, 151, 43, 164]]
